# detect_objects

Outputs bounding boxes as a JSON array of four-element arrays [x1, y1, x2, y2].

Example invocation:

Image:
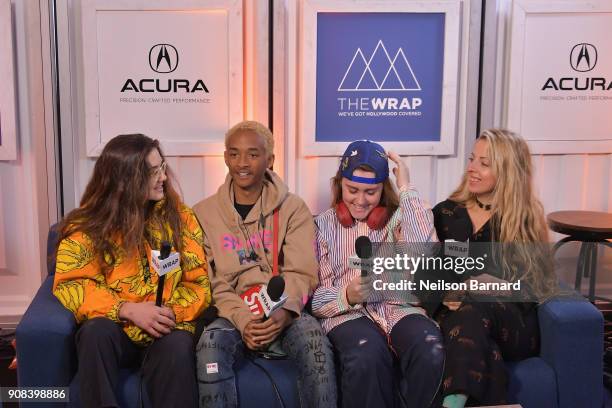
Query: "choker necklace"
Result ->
[[475, 197, 492, 211]]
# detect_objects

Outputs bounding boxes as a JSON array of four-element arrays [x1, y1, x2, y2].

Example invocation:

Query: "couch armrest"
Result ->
[[538, 298, 603, 408], [16, 275, 77, 387]]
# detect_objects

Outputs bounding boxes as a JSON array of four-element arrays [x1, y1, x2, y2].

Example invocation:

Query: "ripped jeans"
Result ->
[[196, 313, 336, 408], [328, 314, 444, 408]]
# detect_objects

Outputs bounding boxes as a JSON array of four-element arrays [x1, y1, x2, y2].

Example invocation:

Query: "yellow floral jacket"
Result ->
[[53, 205, 212, 345]]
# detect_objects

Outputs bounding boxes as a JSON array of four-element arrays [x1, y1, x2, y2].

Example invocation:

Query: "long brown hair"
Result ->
[[57, 134, 183, 271], [330, 165, 399, 215], [449, 129, 557, 300]]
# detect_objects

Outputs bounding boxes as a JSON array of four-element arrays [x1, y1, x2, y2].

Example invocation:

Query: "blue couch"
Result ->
[[16, 227, 299, 408], [506, 298, 603, 408], [16, 228, 604, 407]]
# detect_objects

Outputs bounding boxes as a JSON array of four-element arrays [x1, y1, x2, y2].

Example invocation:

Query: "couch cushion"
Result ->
[[506, 357, 558, 408], [69, 369, 150, 407], [67, 359, 300, 407], [236, 357, 299, 408]]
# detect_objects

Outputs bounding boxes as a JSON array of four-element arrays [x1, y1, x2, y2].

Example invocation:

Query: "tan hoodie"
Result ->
[[192, 170, 318, 334]]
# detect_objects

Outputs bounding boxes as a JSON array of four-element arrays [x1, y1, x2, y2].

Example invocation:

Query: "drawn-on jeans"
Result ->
[[196, 313, 337, 408]]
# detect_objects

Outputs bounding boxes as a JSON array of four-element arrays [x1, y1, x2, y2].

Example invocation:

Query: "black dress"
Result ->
[[432, 199, 539, 405]]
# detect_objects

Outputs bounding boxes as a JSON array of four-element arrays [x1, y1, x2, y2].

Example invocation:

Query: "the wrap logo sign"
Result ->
[[338, 40, 421, 91], [337, 40, 422, 115]]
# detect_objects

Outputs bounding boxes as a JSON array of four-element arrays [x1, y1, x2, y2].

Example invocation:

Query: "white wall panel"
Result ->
[[57, 1, 269, 209], [0, 0, 56, 322], [486, 0, 612, 296], [3, 0, 611, 323], [277, 0, 482, 215]]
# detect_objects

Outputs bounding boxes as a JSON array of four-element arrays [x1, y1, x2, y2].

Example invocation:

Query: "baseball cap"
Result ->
[[339, 140, 389, 184]]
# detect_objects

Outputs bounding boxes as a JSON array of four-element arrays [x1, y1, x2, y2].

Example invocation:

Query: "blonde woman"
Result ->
[[432, 129, 557, 408]]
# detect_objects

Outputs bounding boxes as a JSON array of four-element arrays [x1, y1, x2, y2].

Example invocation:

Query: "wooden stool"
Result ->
[[547, 211, 612, 301]]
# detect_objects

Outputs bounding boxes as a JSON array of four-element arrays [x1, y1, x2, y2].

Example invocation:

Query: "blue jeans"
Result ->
[[196, 313, 336, 407], [328, 314, 444, 408]]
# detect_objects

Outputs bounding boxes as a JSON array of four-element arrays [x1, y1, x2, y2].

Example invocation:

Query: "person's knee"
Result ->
[[285, 315, 334, 367], [409, 325, 445, 372], [395, 316, 445, 370], [76, 317, 121, 348], [341, 337, 391, 377], [420, 330, 445, 370], [155, 331, 195, 369], [442, 304, 484, 328], [196, 319, 240, 355], [196, 319, 241, 382], [285, 314, 330, 350]]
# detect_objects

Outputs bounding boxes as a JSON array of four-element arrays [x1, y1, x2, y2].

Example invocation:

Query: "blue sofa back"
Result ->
[[22, 225, 605, 408]]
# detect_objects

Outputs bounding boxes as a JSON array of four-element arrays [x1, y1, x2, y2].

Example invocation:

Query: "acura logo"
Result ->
[[570, 43, 597, 72], [149, 44, 179, 73]]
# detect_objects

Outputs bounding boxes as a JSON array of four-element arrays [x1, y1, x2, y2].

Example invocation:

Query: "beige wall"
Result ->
[[0, 0, 57, 325], [0, 0, 610, 321]]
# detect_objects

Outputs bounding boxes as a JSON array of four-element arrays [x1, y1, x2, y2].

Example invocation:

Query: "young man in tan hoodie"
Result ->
[[193, 121, 336, 408]]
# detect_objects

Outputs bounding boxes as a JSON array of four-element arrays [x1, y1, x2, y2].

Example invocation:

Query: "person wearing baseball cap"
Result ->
[[311, 140, 443, 407]]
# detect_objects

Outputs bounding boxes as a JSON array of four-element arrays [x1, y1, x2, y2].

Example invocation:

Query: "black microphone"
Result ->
[[155, 241, 172, 307], [355, 236, 372, 308], [261, 275, 287, 319], [355, 236, 373, 278], [267, 275, 285, 302]]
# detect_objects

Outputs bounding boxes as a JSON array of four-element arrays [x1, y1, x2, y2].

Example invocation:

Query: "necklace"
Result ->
[[475, 197, 492, 211]]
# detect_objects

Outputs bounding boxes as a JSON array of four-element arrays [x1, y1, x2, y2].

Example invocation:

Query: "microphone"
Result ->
[[354, 236, 373, 308], [265, 276, 285, 304], [152, 241, 176, 306], [355, 236, 373, 278], [240, 276, 288, 318]]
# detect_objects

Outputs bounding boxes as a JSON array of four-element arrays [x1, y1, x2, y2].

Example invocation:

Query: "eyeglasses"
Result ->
[[149, 161, 167, 178]]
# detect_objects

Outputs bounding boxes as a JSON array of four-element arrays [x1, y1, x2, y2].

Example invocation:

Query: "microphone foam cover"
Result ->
[[355, 236, 373, 259], [160, 241, 172, 259], [267, 276, 285, 302]]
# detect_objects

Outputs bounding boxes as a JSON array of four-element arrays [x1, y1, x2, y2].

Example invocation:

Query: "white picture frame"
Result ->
[[81, 0, 243, 157], [0, 0, 17, 161], [505, 0, 612, 154], [299, 0, 463, 156]]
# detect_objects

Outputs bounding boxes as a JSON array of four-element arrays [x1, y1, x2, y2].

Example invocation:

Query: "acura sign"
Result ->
[[149, 44, 179, 73]]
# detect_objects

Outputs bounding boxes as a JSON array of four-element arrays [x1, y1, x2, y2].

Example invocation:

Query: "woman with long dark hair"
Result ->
[[53, 134, 211, 407]]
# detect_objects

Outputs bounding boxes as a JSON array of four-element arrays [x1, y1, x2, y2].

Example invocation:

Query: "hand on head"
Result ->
[[387, 151, 410, 190]]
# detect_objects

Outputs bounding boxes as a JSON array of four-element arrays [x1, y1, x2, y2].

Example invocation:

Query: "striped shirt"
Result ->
[[311, 186, 438, 335]]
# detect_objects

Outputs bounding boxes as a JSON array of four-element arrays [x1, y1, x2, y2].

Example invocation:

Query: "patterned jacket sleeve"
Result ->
[[165, 208, 212, 324], [53, 232, 126, 323]]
